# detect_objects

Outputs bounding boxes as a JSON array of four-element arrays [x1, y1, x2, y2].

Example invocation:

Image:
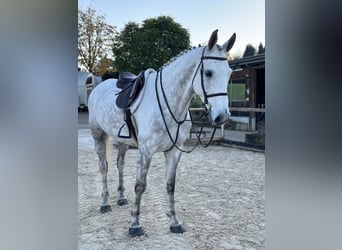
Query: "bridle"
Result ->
[[192, 46, 228, 108], [155, 46, 229, 153]]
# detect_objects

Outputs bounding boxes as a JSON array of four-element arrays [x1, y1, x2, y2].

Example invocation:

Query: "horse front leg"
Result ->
[[129, 149, 151, 237], [164, 148, 186, 233], [116, 142, 129, 206]]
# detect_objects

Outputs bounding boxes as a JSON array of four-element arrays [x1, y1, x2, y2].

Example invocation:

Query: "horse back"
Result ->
[[88, 79, 120, 127]]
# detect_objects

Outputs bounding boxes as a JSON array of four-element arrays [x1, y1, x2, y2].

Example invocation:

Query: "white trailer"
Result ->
[[78, 71, 101, 111]]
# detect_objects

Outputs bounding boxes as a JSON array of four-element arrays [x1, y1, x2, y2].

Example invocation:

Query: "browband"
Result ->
[[201, 56, 227, 61]]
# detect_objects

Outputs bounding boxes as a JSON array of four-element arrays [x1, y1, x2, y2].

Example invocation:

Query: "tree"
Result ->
[[113, 16, 190, 73], [242, 44, 256, 57], [94, 57, 116, 76], [257, 42, 265, 54], [78, 6, 116, 73], [112, 22, 142, 73]]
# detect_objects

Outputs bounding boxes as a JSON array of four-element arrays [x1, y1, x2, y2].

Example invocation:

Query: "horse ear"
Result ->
[[208, 29, 218, 50], [222, 33, 236, 52]]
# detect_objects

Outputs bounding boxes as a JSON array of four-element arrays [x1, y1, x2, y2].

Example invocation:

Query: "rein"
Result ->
[[155, 70, 194, 153], [155, 46, 228, 153]]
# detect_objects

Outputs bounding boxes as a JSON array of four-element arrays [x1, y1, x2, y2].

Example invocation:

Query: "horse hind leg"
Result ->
[[164, 149, 186, 233], [92, 128, 111, 213], [116, 142, 129, 206]]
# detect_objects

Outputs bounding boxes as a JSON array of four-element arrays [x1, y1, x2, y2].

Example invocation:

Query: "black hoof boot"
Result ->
[[170, 224, 185, 234], [100, 205, 111, 213], [117, 198, 128, 206], [129, 226, 144, 237]]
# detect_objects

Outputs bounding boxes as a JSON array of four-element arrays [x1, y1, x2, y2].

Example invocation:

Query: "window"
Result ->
[[85, 76, 93, 85], [228, 82, 246, 101]]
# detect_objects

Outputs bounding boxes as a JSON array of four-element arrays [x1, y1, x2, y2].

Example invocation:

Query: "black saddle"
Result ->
[[116, 71, 145, 109]]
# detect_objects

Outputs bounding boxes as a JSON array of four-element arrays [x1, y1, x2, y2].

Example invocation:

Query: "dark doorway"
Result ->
[[256, 68, 265, 107]]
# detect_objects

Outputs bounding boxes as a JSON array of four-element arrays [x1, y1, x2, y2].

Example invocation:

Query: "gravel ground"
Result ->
[[78, 129, 265, 249]]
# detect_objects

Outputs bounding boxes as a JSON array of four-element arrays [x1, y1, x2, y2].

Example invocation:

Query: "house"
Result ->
[[228, 53, 265, 131]]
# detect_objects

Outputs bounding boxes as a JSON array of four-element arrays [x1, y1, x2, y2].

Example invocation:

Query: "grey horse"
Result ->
[[88, 29, 236, 237]]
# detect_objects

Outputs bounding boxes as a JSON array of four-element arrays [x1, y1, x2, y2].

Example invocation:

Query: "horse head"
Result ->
[[192, 30, 236, 126]]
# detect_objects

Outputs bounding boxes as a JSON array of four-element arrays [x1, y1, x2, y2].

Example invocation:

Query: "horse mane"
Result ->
[[159, 46, 200, 70]]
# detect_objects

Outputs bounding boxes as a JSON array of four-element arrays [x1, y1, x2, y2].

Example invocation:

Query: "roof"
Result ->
[[229, 53, 265, 69]]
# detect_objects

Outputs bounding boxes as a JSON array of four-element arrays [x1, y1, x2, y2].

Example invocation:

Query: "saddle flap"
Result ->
[[116, 87, 131, 109]]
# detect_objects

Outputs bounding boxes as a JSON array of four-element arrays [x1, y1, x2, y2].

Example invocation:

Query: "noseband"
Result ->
[[192, 46, 228, 106]]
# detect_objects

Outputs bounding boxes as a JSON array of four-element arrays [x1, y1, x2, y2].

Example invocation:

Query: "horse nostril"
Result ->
[[214, 115, 223, 123], [213, 113, 229, 125]]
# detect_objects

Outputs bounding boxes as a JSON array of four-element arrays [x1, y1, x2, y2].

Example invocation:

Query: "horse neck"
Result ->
[[158, 49, 201, 120]]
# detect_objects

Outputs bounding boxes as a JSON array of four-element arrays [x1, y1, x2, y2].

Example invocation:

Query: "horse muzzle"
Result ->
[[210, 108, 231, 127]]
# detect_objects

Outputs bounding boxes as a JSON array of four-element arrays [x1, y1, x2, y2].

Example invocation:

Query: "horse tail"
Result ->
[[105, 135, 112, 167]]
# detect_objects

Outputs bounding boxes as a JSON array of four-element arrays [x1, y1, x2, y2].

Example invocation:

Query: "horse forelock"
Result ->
[[207, 44, 227, 57]]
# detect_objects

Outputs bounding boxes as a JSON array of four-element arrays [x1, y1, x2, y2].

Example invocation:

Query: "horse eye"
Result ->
[[205, 70, 213, 77]]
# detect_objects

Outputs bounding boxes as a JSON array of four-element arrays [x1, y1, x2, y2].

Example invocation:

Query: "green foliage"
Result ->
[[190, 95, 204, 108], [242, 44, 256, 57], [257, 42, 265, 54], [113, 16, 190, 74]]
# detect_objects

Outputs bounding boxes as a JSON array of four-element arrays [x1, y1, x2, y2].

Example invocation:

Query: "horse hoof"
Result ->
[[129, 226, 144, 237], [100, 205, 111, 213], [170, 224, 185, 234], [117, 198, 128, 206]]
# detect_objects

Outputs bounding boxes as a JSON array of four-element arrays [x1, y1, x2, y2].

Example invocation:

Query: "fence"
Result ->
[[188, 107, 265, 150]]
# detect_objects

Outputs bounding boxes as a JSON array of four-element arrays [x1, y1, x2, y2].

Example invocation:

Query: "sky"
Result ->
[[78, 0, 265, 58]]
